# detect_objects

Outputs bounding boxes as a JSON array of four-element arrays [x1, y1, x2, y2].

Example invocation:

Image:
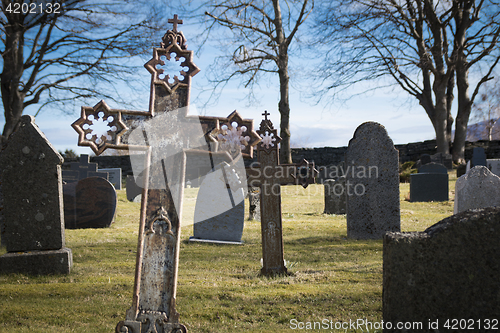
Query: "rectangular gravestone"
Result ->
[[62, 154, 108, 183], [454, 166, 500, 214], [324, 178, 346, 214], [487, 158, 500, 177], [0, 115, 72, 275], [471, 147, 487, 168], [383, 207, 500, 332], [410, 162, 449, 202], [190, 162, 245, 244], [99, 168, 122, 189], [345, 122, 400, 239]]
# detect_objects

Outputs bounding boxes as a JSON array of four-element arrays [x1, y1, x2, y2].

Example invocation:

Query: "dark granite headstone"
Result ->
[[62, 154, 108, 183], [63, 177, 117, 229], [471, 147, 487, 168], [383, 207, 500, 332], [190, 163, 245, 244], [418, 162, 448, 174], [345, 122, 400, 239], [0, 115, 72, 274], [410, 173, 449, 202]]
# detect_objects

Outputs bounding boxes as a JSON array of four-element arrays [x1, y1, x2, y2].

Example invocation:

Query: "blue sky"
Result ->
[[0, 15, 439, 156]]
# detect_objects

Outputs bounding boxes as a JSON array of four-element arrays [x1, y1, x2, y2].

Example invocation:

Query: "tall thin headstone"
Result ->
[[345, 122, 400, 239], [0, 116, 72, 275], [471, 147, 487, 167]]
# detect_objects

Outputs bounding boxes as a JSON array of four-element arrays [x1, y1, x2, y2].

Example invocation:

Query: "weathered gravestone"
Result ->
[[63, 177, 117, 229], [471, 147, 487, 168], [99, 167, 122, 189], [323, 178, 346, 214], [431, 152, 453, 170], [190, 162, 245, 244], [0, 115, 72, 275], [383, 207, 500, 332], [345, 122, 400, 239], [62, 154, 108, 183], [454, 166, 500, 214], [410, 163, 449, 202], [72, 16, 261, 332], [487, 158, 500, 177], [248, 187, 261, 221]]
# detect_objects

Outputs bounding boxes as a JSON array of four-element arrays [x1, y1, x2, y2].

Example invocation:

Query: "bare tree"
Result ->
[[471, 76, 500, 140], [314, 0, 500, 163], [0, 0, 169, 145], [203, 0, 313, 164]]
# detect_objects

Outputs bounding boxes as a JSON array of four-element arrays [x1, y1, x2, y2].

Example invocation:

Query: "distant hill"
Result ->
[[455, 118, 500, 141]]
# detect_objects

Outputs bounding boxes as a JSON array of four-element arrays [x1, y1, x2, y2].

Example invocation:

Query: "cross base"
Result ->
[[260, 266, 288, 277], [116, 319, 187, 333]]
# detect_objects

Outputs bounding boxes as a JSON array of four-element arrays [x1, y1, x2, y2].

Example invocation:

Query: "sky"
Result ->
[[0, 14, 440, 157]]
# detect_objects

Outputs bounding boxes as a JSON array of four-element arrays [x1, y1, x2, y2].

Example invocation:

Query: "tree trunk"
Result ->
[[1, 24, 25, 146], [433, 77, 451, 155], [272, 0, 292, 164], [451, 3, 471, 164], [277, 58, 292, 164], [453, 66, 472, 164]]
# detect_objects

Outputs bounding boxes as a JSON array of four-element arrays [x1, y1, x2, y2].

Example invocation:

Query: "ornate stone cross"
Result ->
[[247, 112, 317, 276], [72, 16, 260, 333]]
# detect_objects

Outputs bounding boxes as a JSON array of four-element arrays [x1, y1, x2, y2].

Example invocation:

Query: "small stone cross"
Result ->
[[246, 113, 318, 275], [262, 110, 270, 121], [168, 14, 183, 32]]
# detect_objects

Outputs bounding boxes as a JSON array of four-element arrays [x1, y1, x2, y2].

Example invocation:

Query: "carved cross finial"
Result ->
[[262, 110, 270, 121], [168, 14, 183, 32]]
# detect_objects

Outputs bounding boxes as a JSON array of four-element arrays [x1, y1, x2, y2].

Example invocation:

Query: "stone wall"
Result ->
[[63, 140, 500, 174], [292, 139, 500, 165]]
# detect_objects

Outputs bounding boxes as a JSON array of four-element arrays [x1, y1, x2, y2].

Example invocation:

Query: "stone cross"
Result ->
[[62, 154, 108, 182], [71, 17, 260, 333], [246, 112, 317, 276]]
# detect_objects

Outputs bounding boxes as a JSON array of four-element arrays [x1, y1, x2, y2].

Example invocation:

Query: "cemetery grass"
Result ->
[[0, 172, 456, 333]]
